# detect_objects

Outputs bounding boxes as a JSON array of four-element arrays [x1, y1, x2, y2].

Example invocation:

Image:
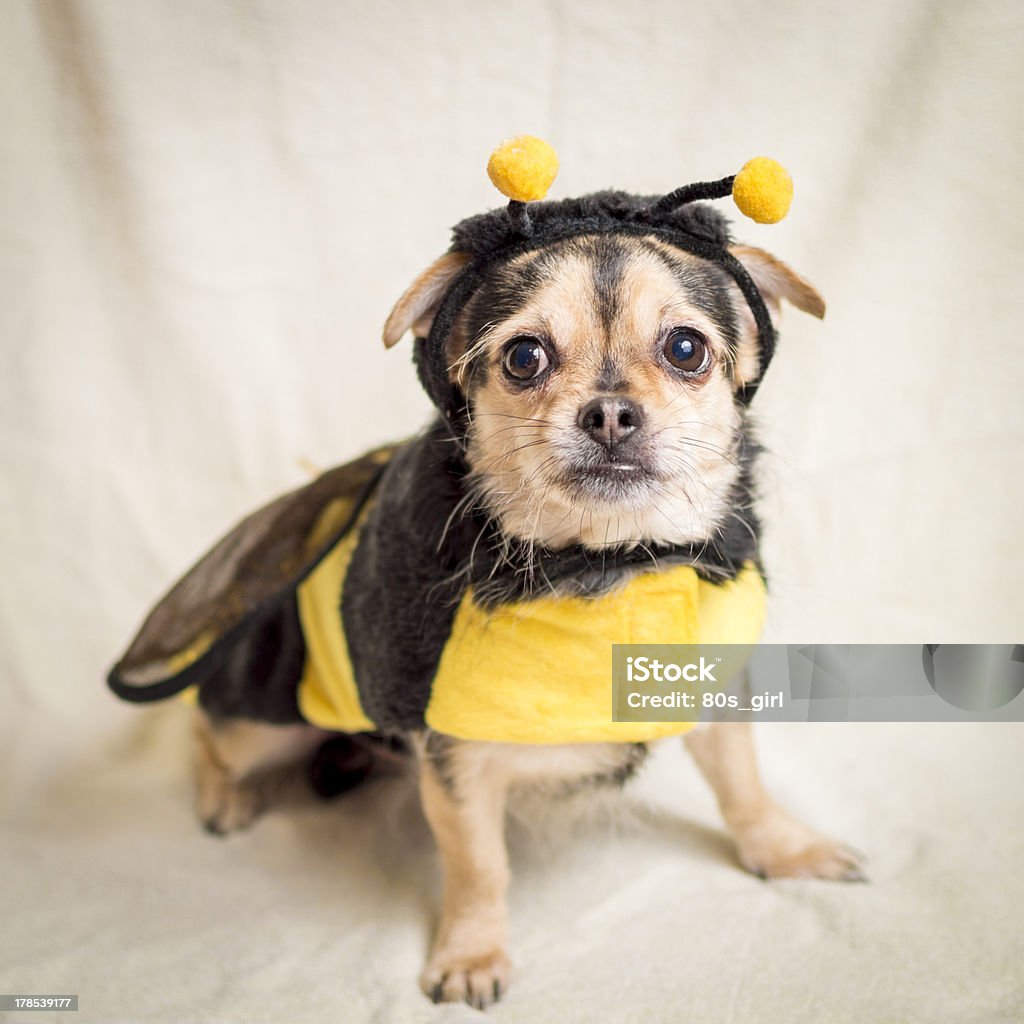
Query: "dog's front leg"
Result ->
[[685, 721, 865, 881], [418, 735, 512, 1008]]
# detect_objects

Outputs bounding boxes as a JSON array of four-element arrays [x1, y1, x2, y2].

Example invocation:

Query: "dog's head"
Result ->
[[384, 229, 823, 551]]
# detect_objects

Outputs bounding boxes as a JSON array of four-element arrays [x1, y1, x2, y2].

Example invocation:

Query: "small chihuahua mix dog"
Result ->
[[109, 147, 863, 1008]]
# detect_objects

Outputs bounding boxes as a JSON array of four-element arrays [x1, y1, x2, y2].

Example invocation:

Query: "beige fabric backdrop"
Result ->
[[1, 2, 1022, 1022]]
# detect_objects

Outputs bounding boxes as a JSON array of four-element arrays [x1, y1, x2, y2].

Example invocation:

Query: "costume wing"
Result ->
[[108, 445, 395, 701]]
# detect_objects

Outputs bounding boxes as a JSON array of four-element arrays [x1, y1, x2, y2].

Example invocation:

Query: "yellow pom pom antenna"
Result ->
[[731, 157, 793, 224], [487, 135, 559, 203]]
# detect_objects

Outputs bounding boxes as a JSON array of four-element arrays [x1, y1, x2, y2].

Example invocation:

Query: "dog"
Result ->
[[109, 169, 863, 1009]]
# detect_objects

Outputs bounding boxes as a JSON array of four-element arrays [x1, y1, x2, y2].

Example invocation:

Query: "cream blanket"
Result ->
[[1, 1, 1021, 1020]]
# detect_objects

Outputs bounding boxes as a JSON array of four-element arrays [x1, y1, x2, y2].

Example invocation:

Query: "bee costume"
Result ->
[[108, 139, 796, 744]]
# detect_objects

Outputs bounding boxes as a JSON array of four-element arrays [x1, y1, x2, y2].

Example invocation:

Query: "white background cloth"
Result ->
[[1, 1, 1021, 1021]]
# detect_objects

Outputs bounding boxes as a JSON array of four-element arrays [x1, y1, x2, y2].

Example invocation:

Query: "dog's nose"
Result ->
[[577, 397, 644, 449]]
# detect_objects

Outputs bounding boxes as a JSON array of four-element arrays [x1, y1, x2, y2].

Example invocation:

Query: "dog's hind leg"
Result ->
[[685, 721, 866, 881], [193, 709, 328, 835]]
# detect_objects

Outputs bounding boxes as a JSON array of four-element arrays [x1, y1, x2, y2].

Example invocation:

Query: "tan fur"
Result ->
[[417, 744, 512, 1006], [727, 244, 826, 387], [413, 735, 644, 1004], [730, 245, 826, 320], [382, 251, 470, 348], [463, 238, 743, 549], [193, 710, 326, 835], [190, 236, 853, 1009], [685, 722, 863, 880]]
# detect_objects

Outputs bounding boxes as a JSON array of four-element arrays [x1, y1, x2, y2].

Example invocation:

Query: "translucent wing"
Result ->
[[108, 445, 395, 700]]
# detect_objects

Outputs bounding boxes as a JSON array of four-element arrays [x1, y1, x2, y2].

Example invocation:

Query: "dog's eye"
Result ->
[[664, 327, 710, 374], [503, 337, 550, 381]]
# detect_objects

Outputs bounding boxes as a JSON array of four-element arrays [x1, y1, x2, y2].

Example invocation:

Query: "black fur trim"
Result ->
[[450, 191, 732, 256]]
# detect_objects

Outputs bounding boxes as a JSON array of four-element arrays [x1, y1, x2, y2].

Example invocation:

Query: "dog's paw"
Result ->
[[195, 772, 264, 836], [420, 949, 511, 1009], [734, 808, 866, 882]]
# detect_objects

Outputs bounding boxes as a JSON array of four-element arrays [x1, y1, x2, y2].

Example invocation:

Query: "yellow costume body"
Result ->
[[296, 507, 766, 744]]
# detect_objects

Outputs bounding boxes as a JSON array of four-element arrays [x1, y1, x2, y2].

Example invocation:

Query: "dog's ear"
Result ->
[[728, 244, 826, 388], [730, 245, 826, 320], [382, 251, 470, 349]]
